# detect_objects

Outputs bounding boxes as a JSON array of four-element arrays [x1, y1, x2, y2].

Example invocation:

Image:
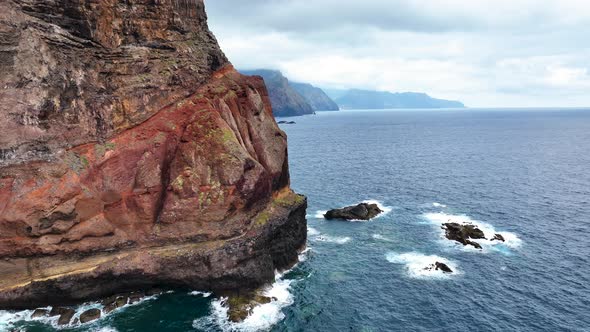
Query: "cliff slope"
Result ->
[[291, 82, 339, 111], [0, 0, 306, 309], [241, 70, 314, 117]]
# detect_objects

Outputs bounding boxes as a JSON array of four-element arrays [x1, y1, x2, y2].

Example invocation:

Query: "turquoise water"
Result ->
[[3, 108, 590, 331]]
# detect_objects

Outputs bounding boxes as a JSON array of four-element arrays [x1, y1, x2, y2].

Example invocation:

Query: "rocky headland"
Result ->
[[0, 0, 306, 312], [290, 82, 339, 111], [240, 69, 315, 117]]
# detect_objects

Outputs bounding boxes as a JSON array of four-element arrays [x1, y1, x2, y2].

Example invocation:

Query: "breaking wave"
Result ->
[[422, 212, 522, 251], [385, 252, 459, 279], [192, 271, 297, 332], [0, 292, 160, 330], [307, 227, 320, 236], [362, 200, 393, 219], [372, 234, 392, 242], [307, 227, 351, 244], [315, 235, 352, 244]]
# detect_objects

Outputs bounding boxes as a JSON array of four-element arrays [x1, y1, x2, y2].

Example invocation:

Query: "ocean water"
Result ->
[[3, 108, 590, 331]]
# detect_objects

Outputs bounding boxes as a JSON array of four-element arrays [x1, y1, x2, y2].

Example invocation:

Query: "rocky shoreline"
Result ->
[[0, 191, 307, 310]]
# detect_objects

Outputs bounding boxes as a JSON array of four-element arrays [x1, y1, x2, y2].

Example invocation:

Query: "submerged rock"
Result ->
[[324, 203, 383, 221], [277, 121, 297, 124], [79, 308, 101, 323], [442, 222, 485, 249]]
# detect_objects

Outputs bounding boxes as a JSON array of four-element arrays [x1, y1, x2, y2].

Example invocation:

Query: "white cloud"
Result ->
[[206, 0, 590, 107]]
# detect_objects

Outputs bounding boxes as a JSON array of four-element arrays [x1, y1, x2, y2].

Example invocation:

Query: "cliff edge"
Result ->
[[0, 0, 306, 309]]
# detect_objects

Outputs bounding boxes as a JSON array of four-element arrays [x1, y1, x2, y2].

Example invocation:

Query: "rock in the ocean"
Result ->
[[79, 308, 101, 324], [442, 223, 485, 249], [0, 0, 306, 312], [54, 308, 75, 326], [278, 121, 297, 124], [435, 262, 453, 273], [102, 295, 129, 314], [324, 203, 383, 221], [31, 308, 49, 318], [491, 233, 506, 242], [225, 291, 274, 323]]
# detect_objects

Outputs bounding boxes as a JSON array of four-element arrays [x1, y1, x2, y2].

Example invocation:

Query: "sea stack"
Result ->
[[324, 203, 383, 221], [0, 0, 306, 309]]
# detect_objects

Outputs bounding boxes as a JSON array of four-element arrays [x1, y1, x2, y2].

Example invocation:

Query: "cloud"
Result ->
[[205, 0, 590, 107]]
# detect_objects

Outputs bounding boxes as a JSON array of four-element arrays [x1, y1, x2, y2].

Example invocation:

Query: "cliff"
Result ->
[[240, 70, 314, 117], [291, 82, 339, 111], [334, 89, 465, 109], [0, 0, 306, 309]]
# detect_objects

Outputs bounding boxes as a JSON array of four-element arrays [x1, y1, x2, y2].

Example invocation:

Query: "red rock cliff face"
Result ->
[[0, 0, 306, 309]]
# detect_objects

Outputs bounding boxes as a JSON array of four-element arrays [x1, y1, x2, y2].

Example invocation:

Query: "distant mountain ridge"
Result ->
[[241, 69, 464, 115], [331, 89, 465, 109], [240, 69, 314, 117], [290, 82, 339, 111]]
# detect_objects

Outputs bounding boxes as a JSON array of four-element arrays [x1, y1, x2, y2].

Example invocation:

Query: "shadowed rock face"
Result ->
[[0, 0, 306, 309], [0, 0, 227, 166]]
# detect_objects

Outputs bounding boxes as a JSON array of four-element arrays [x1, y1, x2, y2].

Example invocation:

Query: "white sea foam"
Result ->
[[0, 293, 160, 329], [372, 234, 392, 242], [385, 252, 459, 279], [315, 235, 351, 244], [313, 210, 328, 219], [189, 291, 212, 297], [362, 200, 393, 219], [92, 328, 119, 332], [432, 202, 447, 208], [307, 227, 320, 236], [298, 247, 312, 262], [0, 310, 32, 331], [193, 272, 296, 332], [307, 227, 351, 245], [422, 212, 522, 250]]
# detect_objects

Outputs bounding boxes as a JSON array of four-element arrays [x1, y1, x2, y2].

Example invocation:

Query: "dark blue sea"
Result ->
[[3, 108, 590, 332]]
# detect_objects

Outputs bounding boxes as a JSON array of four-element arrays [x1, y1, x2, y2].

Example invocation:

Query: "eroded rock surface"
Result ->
[[442, 223, 486, 249], [0, 0, 306, 310], [0, 0, 227, 166], [79, 308, 101, 323]]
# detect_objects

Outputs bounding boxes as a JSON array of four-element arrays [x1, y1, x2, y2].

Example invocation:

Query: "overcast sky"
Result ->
[[205, 0, 590, 107]]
